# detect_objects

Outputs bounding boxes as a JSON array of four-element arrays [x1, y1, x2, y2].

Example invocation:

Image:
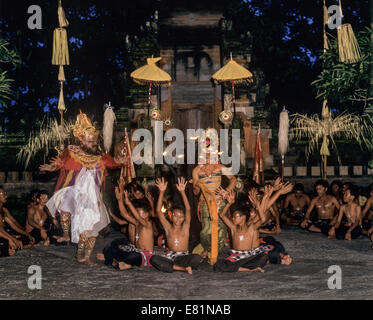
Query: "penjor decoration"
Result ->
[[336, 0, 361, 63], [278, 107, 289, 181], [52, 0, 70, 123]]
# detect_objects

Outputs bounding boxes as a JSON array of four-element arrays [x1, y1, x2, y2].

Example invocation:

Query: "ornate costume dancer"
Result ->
[[40, 111, 126, 265], [191, 130, 236, 264]]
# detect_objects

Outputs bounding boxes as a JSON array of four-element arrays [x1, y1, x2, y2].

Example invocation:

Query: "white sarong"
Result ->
[[46, 167, 110, 243]]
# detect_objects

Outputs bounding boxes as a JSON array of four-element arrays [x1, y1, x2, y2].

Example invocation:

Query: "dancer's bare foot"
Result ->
[[96, 253, 105, 261], [43, 238, 50, 246], [118, 262, 132, 270], [8, 248, 15, 256], [83, 258, 99, 267], [57, 235, 70, 243], [186, 266, 193, 274]]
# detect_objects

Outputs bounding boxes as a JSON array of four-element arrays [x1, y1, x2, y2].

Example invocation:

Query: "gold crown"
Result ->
[[73, 111, 99, 140]]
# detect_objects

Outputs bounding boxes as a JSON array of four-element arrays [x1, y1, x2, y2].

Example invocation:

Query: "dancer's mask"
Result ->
[[73, 111, 99, 141]]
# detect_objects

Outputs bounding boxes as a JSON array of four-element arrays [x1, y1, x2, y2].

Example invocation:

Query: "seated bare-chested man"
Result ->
[[214, 182, 293, 273], [282, 183, 311, 226], [26, 190, 62, 246], [328, 187, 362, 240], [0, 186, 34, 252], [97, 185, 154, 270], [27, 189, 39, 210], [150, 177, 202, 274], [300, 180, 340, 234], [361, 184, 373, 236]]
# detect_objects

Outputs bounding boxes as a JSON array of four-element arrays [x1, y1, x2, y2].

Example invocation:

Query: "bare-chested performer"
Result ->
[[26, 190, 61, 246], [258, 181, 283, 234], [362, 184, 373, 236], [123, 179, 155, 245], [150, 177, 202, 274], [191, 135, 237, 264], [300, 180, 340, 234], [327, 187, 362, 240], [282, 183, 311, 226], [0, 186, 34, 252], [214, 182, 293, 273], [97, 186, 153, 270]]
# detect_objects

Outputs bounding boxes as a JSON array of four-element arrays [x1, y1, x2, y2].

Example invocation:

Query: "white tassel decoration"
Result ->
[[278, 107, 289, 156], [103, 102, 116, 153]]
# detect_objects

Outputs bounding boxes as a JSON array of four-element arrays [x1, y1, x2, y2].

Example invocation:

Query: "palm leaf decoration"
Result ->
[[0, 39, 20, 107], [17, 118, 75, 168], [290, 101, 365, 165]]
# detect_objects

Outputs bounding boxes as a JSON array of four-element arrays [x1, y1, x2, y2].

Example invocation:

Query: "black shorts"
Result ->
[[301, 219, 332, 234], [286, 211, 305, 221]]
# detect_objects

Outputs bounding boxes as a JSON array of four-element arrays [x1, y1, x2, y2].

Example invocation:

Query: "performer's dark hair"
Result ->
[[37, 190, 49, 198], [346, 186, 359, 199], [171, 204, 185, 214], [293, 183, 304, 192], [0, 185, 3, 190], [315, 179, 329, 189], [330, 180, 342, 189], [230, 201, 252, 219], [125, 181, 145, 196], [132, 198, 152, 213], [342, 181, 353, 189]]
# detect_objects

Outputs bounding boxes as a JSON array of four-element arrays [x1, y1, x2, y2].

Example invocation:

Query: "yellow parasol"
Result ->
[[212, 53, 253, 118], [130, 56, 171, 117]]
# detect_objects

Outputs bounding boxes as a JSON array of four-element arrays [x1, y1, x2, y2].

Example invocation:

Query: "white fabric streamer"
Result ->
[[46, 168, 110, 243]]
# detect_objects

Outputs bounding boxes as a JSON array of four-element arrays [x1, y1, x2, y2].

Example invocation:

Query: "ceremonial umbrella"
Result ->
[[212, 53, 253, 118], [130, 57, 171, 118]]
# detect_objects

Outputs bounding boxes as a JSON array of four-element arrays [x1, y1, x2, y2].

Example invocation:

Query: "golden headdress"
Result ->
[[73, 110, 99, 141]]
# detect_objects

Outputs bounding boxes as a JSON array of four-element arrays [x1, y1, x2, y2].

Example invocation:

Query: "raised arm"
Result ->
[[155, 177, 171, 230], [219, 191, 235, 230], [175, 177, 191, 225], [123, 190, 148, 227], [39, 149, 68, 172], [115, 187, 137, 226], [266, 182, 293, 212], [108, 208, 128, 226]]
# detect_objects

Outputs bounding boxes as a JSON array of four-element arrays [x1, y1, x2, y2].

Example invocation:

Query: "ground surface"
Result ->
[[0, 227, 372, 300]]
